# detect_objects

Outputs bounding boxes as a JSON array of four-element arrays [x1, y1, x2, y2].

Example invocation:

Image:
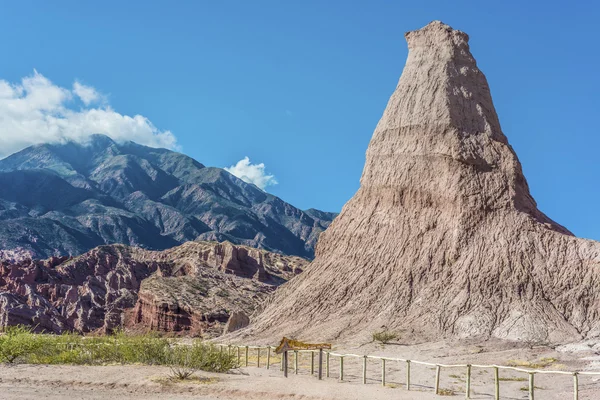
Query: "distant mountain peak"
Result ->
[[0, 137, 337, 260]]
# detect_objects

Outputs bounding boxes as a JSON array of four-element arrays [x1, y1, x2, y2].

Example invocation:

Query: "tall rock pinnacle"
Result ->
[[243, 21, 600, 344]]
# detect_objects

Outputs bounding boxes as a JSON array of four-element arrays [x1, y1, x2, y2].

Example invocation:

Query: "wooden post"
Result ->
[[529, 372, 535, 400], [237, 346, 241, 365], [326, 352, 330, 378], [283, 351, 288, 378], [363, 355, 368, 384], [311, 351, 315, 375], [280, 350, 284, 371], [466, 364, 471, 399], [245, 346, 249, 367], [435, 365, 441, 394], [381, 359, 386, 387], [494, 367, 499, 400], [573, 372, 579, 400], [257, 348, 261, 368], [339, 356, 344, 381], [318, 349, 323, 380], [267, 347, 271, 369], [406, 360, 411, 391], [294, 350, 298, 374]]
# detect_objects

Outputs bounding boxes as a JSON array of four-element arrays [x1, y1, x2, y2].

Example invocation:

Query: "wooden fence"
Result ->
[[216, 343, 600, 400]]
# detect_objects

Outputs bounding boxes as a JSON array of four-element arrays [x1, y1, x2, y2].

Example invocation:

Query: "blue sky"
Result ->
[[1, 1, 600, 239]]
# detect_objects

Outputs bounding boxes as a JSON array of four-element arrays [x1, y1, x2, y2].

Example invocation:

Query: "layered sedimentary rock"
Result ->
[[0, 241, 306, 335], [242, 21, 600, 344]]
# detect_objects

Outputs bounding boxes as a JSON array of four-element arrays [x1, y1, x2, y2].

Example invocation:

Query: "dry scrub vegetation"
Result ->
[[372, 331, 399, 345], [0, 325, 236, 378]]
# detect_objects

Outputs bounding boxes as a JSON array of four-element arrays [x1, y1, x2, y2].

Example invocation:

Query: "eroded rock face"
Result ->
[[223, 311, 250, 334], [0, 241, 306, 336], [241, 21, 600, 344]]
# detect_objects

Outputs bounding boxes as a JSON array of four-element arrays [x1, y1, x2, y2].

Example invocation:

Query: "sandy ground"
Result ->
[[2, 339, 600, 399]]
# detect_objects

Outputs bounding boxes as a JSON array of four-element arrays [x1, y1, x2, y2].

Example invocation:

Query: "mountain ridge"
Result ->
[[0, 134, 335, 260]]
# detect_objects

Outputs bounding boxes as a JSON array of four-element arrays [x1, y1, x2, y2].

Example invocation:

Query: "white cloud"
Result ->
[[225, 156, 278, 190], [0, 70, 177, 158], [73, 81, 101, 105]]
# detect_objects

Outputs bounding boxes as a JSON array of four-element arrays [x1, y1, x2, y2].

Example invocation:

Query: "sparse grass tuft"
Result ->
[[507, 357, 558, 369], [437, 388, 455, 396], [520, 385, 544, 391], [499, 376, 527, 382], [372, 331, 399, 345]]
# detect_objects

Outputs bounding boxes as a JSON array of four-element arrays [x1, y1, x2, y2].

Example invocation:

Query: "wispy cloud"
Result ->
[[73, 80, 102, 105], [225, 156, 278, 190], [0, 70, 177, 158]]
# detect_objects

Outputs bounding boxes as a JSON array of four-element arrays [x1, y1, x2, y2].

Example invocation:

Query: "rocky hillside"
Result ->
[[0, 134, 336, 260], [0, 241, 307, 336], [240, 21, 600, 345]]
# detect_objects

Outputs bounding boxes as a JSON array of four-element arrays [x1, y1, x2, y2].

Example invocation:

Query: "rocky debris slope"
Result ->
[[0, 241, 306, 336], [238, 21, 600, 345], [0, 134, 336, 260]]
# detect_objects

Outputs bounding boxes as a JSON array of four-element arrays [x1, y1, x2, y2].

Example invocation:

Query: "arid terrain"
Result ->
[[3, 340, 600, 399]]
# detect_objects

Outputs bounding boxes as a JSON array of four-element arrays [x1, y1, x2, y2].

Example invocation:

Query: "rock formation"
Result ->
[[240, 21, 600, 344], [223, 311, 250, 334], [0, 241, 306, 336]]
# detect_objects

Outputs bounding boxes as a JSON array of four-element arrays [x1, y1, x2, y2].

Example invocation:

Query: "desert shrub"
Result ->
[[372, 331, 398, 344], [169, 365, 196, 380], [184, 341, 237, 373], [0, 329, 235, 373], [0, 325, 44, 363]]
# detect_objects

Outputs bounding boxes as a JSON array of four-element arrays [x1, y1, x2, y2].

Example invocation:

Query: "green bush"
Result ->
[[0, 325, 44, 363], [0, 327, 236, 373], [372, 330, 399, 345]]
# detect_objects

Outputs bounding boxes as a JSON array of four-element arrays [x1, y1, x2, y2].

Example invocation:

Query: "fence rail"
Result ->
[[216, 343, 600, 400]]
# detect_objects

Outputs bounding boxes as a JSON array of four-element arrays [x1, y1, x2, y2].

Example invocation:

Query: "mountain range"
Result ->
[[0, 134, 336, 260]]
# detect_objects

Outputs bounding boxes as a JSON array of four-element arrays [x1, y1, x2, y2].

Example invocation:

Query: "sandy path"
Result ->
[[0, 364, 437, 400]]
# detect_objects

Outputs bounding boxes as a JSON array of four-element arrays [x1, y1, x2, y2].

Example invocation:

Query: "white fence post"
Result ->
[[326, 352, 330, 378], [494, 366, 499, 400], [573, 372, 579, 400], [294, 351, 298, 374], [339, 356, 344, 381], [381, 359, 386, 387], [406, 360, 411, 391], [466, 364, 471, 399], [267, 347, 271, 369], [435, 365, 441, 394], [529, 372, 535, 400], [362, 355, 368, 384]]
